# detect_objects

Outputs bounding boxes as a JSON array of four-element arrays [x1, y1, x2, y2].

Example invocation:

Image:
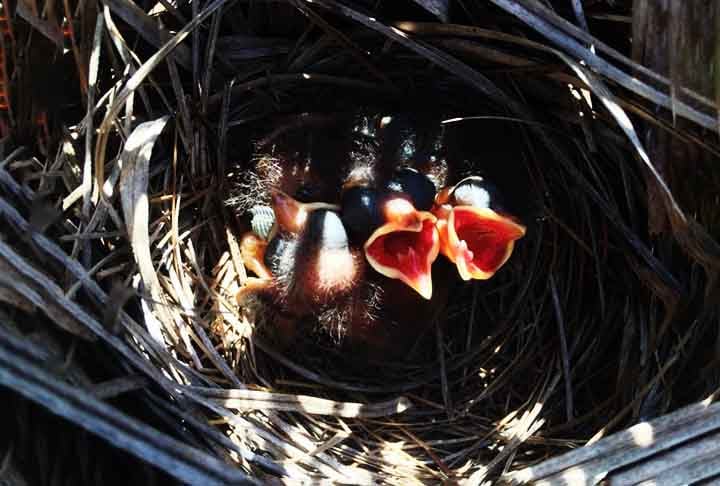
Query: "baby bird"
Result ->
[[433, 176, 526, 281], [237, 190, 366, 343], [342, 167, 440, 300]]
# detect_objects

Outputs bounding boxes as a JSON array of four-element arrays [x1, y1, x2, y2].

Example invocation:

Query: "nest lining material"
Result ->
[[1, 0, 720, 484]]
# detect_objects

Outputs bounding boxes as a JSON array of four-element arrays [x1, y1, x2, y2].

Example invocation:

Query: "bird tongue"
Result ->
[[393, 240, 433, 299], [457, 239, 475, 263], [396, 243, 420, 270], [454, 239, 476, 281]]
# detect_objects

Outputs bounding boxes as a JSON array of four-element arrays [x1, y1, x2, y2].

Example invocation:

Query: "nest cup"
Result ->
[[1, 1, 720, 484]]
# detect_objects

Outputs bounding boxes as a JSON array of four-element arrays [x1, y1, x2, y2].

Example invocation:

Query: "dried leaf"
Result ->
[[503, 398, 720, 485], [0, 250, 95, 340], [0, 284, 36, 313], [190, 386, 413, 418], [489, 0, 718, 132], [102, 280, 136, 334], [28, 198, 62, 234], [102, 0, 192, 70], [411, 0, 449, 22], [119, 116, 170, 340], [0, 323, 257, 485], [16, 0, 64, 47]]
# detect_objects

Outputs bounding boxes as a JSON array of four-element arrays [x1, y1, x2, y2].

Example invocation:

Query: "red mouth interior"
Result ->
[[453, 209, 523, 273], [366, 219, 436, 280]]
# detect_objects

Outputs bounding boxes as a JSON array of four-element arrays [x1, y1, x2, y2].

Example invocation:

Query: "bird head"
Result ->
[[267, 190, 362, 306], [342, 167, 440, 300], [433, 176, 526, 281]]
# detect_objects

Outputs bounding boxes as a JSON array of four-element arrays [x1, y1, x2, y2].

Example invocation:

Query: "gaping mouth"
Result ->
[[364, 214, 439, 300], [437, 206, 526, 280]]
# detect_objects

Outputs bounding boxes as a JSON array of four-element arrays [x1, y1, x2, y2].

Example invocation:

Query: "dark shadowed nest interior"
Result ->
[[2, 0, 720, 484]]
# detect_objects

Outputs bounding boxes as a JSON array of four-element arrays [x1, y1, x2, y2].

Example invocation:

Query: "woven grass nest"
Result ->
[[2, 0, 720, 484]]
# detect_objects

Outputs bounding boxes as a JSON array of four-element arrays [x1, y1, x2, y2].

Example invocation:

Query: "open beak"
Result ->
[[435, 205, 526, 280], [364, 198, 439, 300], [271, 190, 340, 234]]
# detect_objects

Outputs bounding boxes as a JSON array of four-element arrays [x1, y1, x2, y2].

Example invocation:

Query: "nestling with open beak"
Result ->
[[342, 167, 440, 300], [433, 176, 526, 281], [335, 164, 451, 354]]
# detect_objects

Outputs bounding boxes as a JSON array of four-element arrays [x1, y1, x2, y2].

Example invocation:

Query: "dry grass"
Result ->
[[1, 0, 720, 484]]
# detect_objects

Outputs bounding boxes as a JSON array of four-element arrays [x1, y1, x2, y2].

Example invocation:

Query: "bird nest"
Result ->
[[2, 1, 720, 484]]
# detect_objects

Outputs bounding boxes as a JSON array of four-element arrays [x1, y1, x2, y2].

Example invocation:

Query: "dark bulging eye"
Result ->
[[385, 167, 436, 211], [451, 176, 503, 211], [341, 186, 382, 240]]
